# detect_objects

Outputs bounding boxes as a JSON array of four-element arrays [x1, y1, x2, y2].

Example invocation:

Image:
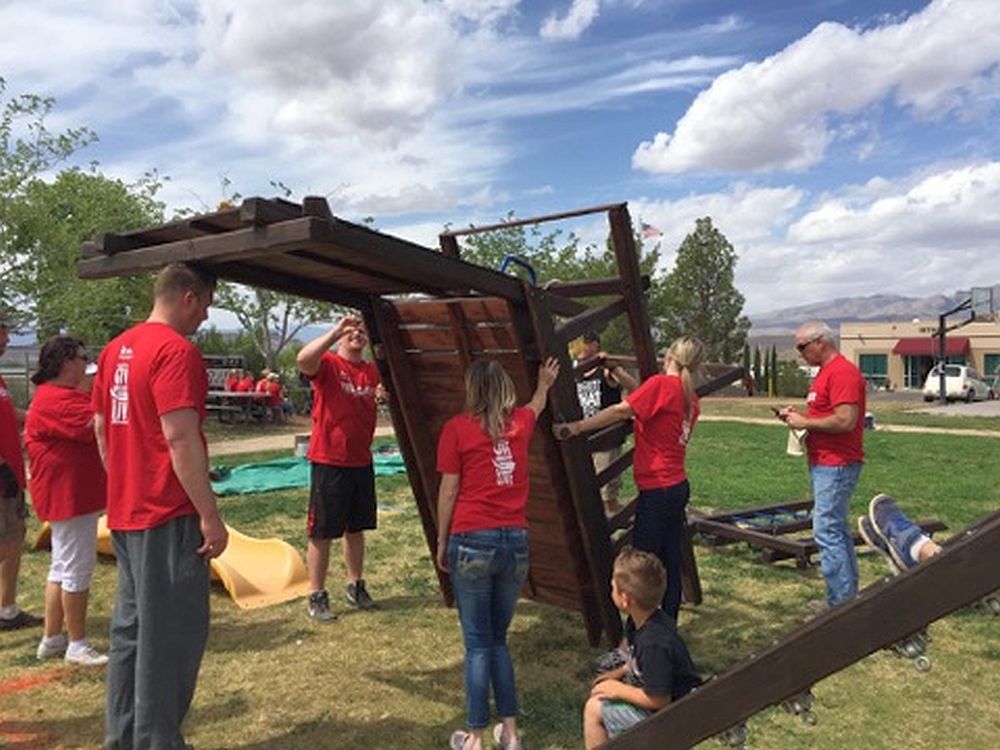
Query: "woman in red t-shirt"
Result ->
[[24, 336, 108, 666], [554, 337, 706, 620], [436, 357, 559, 750]]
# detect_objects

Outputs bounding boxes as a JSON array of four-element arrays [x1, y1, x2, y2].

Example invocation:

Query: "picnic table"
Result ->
[[206, 390, 270, 423]]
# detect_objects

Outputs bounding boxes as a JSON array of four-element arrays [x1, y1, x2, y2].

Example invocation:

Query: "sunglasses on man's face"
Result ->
[[796, 337, 818, 353]]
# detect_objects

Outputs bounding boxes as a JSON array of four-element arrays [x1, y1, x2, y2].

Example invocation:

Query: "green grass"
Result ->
[[2, 425, 998, 749], [701, 395, 1000, 433]]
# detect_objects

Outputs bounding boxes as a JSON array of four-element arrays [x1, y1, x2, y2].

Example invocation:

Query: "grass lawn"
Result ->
[[1, 422, 998, 749]]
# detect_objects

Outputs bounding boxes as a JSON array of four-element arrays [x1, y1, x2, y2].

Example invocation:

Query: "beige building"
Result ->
[[839, 319, 1000, 391]]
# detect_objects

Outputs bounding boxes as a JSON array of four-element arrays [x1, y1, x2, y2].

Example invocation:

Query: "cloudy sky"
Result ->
[[2, 0, 998, 315]]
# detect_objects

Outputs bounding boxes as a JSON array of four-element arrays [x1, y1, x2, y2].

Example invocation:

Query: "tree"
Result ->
[[776, 359, 811, 398], [211, 285, 342, 371], [1, 78, 96, 320], [769, 345, 778, 398], [659, 217, 751, 362], [5, 168, 164, 342], [753, 345, 762, 387]]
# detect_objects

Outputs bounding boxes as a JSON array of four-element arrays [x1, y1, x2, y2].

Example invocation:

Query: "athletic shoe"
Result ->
[[346, 579, 377, 610], [0, 609, 43, 631], [868, 494, 921, 571], [449, 730, 470, 750], [65, 644, 109, 667], [493, 723, 524, 750], [858, 515, 901, 575], [592, 647, 628, 675], [37, 635, 68, 661], [307, 590, 337, 622]]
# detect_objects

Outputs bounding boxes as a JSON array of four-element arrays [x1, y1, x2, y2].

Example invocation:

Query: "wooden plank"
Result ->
[[215, 263, 370, 310], [594, 447, 634, 490], [441, 202, 626, 238], [608, 205, 657, 380], [696, 366, 746, 397], [588, 423, 632, 453], [239, 196, 303, 226], [246, 252, 414, 296], [439, 234, 461, 258], [699, 499, 815, 522], [371, 300, 453, 602], [397, 325, 520, 353], [522, 285, 622, 646], [606, 509, 1000, 748], [395, 298, 511, 326], [77, 217, 320, 279], [301, 195, 336, 224], [554, 296, 629, 346], [543, 275, 649, 299], [447, 302, 475, 371]]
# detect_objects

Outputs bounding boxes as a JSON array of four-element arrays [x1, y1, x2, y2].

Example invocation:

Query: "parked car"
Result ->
[[922, 364, 993, 402]]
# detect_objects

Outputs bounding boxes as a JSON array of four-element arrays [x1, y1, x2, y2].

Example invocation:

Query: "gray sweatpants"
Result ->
[[105, 514, 210, 750]]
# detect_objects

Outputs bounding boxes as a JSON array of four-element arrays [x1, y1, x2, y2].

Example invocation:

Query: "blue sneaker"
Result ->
[[868, 494, 922, 570], [858, 515, 901, 575]]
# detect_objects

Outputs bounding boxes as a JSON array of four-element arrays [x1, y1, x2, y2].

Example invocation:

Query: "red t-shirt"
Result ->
[[436, 407, 537, 534], [224, 376, 239, 392], [267, 381, 282, 406], [626, 374, 698, 490], [806, 354, 866, 466], [91, 322, 207, 530], [235, 376, 254, 393], [0, 374, 25, 491], [254, 378, 269, 393], [306, 353, 380, 467], [25, 383, 107, 522]]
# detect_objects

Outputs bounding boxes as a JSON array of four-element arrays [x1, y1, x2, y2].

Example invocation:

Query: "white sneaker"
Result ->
[[37, 636, 68, 660], [65, 644, 109, 667]]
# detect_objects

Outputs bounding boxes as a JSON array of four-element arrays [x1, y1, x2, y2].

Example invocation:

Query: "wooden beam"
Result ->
[[696, 366, 746, 397], [77, 217, 320, 279], [588, 423, 632, 453], [523, 285, 623, 646], [608, 205, 657, 380], [544, 275, 650, 299], [555, 297, 628, 346], [214, 263, 370, 309], [368, 300, 453, 604], [606, 509, 1000, 749], [239, 196, 302, 226], [594, 447, 634, 490], [301, 195, 336, 224], [441, 202, 627, 238], [439, 234, 461, 258]]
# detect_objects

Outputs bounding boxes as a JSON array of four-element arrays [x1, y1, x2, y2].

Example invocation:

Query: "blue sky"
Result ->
[[2, 0, 998, 317]]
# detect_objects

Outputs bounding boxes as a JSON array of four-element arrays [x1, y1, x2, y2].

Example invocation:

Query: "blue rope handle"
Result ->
[[498, 255, 537, 286]]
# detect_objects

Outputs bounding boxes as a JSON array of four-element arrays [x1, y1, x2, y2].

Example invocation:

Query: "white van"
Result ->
[[922, 364, 992, 402]]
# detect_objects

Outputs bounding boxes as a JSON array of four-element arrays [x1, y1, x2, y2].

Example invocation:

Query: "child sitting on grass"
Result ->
[[583, 547, 700, 748]]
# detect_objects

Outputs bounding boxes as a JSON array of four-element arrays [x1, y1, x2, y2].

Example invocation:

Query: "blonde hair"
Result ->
[[666, 336, 707, 419], [464, 359, 517, 442], [613, 546, 667, 610]]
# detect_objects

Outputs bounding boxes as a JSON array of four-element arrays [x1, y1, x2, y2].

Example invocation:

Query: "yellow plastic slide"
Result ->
[[34, 517, 310, 610]]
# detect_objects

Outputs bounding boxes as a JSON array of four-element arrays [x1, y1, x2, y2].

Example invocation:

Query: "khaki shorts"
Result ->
[[0, 492, 28, 543]]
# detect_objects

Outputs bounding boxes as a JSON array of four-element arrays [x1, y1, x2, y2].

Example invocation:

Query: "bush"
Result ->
[[776, 359, 811, 398]]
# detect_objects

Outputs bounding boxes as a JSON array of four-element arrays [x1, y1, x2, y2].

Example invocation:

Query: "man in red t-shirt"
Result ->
[[0, 310, 44, 631], [780, 320, 866, 607], [92, 264, 228, 749], [297, 314, 385, 620]]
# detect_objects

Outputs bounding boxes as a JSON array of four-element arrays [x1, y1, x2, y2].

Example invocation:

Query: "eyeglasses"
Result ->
[[796, 337, 819, 353]]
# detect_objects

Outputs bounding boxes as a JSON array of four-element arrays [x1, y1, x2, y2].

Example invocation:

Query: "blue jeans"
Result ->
[[448, 528, 529, 729], [810, 463, 862, 606], [632, 481, 689, 620]]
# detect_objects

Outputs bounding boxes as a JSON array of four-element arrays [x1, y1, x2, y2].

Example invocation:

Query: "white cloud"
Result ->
[[541, 0, 600, 40], [633, 0, 1000, 173]]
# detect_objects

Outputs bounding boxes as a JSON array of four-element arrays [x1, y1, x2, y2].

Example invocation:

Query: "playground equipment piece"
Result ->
[[691, 500, 946, 569], [604, 507, 1000, 748], [34, 517, 310, 610], [77, 196, 742, 646]]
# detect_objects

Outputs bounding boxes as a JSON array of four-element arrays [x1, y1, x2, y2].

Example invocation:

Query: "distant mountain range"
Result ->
[[749, 284, 1000, 337]]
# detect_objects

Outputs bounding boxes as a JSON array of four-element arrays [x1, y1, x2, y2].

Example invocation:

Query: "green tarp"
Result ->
[[211, 448, 406, 496]]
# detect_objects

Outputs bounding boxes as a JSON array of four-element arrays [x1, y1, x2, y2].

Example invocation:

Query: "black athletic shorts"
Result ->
[[307, 463, 377, 539]]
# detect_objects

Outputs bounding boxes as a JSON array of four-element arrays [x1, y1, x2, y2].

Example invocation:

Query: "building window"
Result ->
[[859, 354, 888, 389], [985, 353, 1000, 385]]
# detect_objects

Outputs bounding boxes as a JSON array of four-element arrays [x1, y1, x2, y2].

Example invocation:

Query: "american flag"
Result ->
[[640, 222, 663, 239]]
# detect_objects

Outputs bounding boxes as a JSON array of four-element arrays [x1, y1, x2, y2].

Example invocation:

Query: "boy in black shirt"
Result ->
[[583, 547, 700, 747]]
